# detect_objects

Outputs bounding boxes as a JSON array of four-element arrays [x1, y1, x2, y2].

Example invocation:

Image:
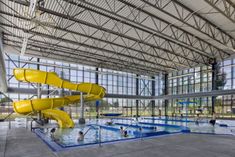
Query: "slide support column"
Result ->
[[95, 67, 99, 119], [79, 92, 85, 124], [37, 58, 42, 121]]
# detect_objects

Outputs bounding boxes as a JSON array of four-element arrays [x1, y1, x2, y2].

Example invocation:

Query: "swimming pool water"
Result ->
[[52, 126, 136, 147], [34, 117, 235, 151], [140, 117, 235, 135]]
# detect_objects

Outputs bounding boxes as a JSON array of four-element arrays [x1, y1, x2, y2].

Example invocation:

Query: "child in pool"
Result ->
[[77, 131, 84, 141], [209, 112, 216, 126], [50, 128, 59, 141], [120, 126, 125, 134], [50, 128, 56, 138], [120, 126, 128, 137], [123, 130, 128, 137]]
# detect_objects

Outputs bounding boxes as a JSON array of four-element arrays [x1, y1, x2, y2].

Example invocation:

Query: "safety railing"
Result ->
[[99, 126, 102, 147], [0, 111, 14, 129], [81, 124, 102, 147], [124, 118, 143, 140]]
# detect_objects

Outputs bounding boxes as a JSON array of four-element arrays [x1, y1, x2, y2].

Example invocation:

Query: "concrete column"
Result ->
[[164, 73, 169, 117], [79, 92, 85, 124], [136, 75, 139, 118], [37, 58, 42, 120], [79, 66, 86, 123], [211, 60, 218, 114], [95, 67, 99, 119], [151, 76, 155, 117]]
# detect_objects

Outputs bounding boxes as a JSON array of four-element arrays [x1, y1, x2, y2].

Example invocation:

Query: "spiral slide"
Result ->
[[12, 68, 106, 128]]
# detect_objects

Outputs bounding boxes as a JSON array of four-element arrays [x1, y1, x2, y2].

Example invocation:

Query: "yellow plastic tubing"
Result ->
[[12, 68, 106, 128]]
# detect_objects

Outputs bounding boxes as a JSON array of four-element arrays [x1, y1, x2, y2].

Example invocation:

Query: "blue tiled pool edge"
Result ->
[[34, 129, 60, 152]]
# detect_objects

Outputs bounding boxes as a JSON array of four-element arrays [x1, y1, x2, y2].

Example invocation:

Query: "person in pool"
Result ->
[[123, 130, 128, 137], [120, 126, 129, 137], [209, 112, 217, 126], [77, 131, 85, 141], [50, 128, 57, 141], [195, 113, 200, 125], [120, 126, 125, 134], [105, 119, 113, 125], [153, 126, 157, 131], [77, 126, 97, 142]]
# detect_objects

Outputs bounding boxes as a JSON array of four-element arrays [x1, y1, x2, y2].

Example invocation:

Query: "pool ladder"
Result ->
[[85, 125, 102, 147], [129, 119, 143, 140]]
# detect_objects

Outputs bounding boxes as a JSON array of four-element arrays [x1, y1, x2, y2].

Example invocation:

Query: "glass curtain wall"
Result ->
[[215, 59, 235, 118], [167, 59, 235, 118], [2, 54, 162, 118], [2, 53, 235, 119], [167, 66, 212, 117]]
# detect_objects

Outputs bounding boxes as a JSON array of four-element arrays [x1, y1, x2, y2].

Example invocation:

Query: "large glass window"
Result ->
[[3, 53, 235, 118]]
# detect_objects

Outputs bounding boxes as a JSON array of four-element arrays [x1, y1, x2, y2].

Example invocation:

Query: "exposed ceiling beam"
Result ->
[[0, 10, 190, 69], [204, 0, 235, 24], [7, 0, 211, 66], [64, 0, 214, 60], [3, 43, 161, 76], [142, 0, 235, 52], [0, 22, 176, 72]]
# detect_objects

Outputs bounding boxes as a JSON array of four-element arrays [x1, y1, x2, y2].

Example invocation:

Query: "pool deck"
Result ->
[[1, 126, 235, 157]]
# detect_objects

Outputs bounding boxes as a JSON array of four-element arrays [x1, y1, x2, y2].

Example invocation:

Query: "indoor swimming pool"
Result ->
[[34, 117, 235, 151]]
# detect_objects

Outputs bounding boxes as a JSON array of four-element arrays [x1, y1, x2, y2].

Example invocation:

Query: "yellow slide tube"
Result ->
[[12, 68, 106, 128]]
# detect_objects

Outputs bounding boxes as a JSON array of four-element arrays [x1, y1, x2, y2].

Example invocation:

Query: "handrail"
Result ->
[[0, 111, 14, 122], [77, 124, 102, 147], [25, 112, 45, 131], [83, 124, 98, 136], [0, 91, 13, 102], [126, 119, 143, 140], [0, 111, 14, 129], [128, 118, 140, 128], [25, 112, 35, 130], [30, 118, 43, 132], [99, 126, 102, 147]]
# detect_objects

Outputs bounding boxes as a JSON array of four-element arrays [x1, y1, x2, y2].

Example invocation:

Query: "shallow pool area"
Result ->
[[140, 117, 235, 135], [34, 117, 235, 151]]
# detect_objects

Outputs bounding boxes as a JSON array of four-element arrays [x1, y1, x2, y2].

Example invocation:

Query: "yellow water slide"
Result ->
[[12, 68, 106, 128]]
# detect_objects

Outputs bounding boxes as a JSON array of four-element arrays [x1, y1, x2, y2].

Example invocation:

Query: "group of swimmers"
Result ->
[[50, 128, 85, 142], [77, 125, 129, 141], [195, 112, 217, 126], [50, 125, 129, 142], [50, 113, 217, 143], [120, 126, 128, 137]]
